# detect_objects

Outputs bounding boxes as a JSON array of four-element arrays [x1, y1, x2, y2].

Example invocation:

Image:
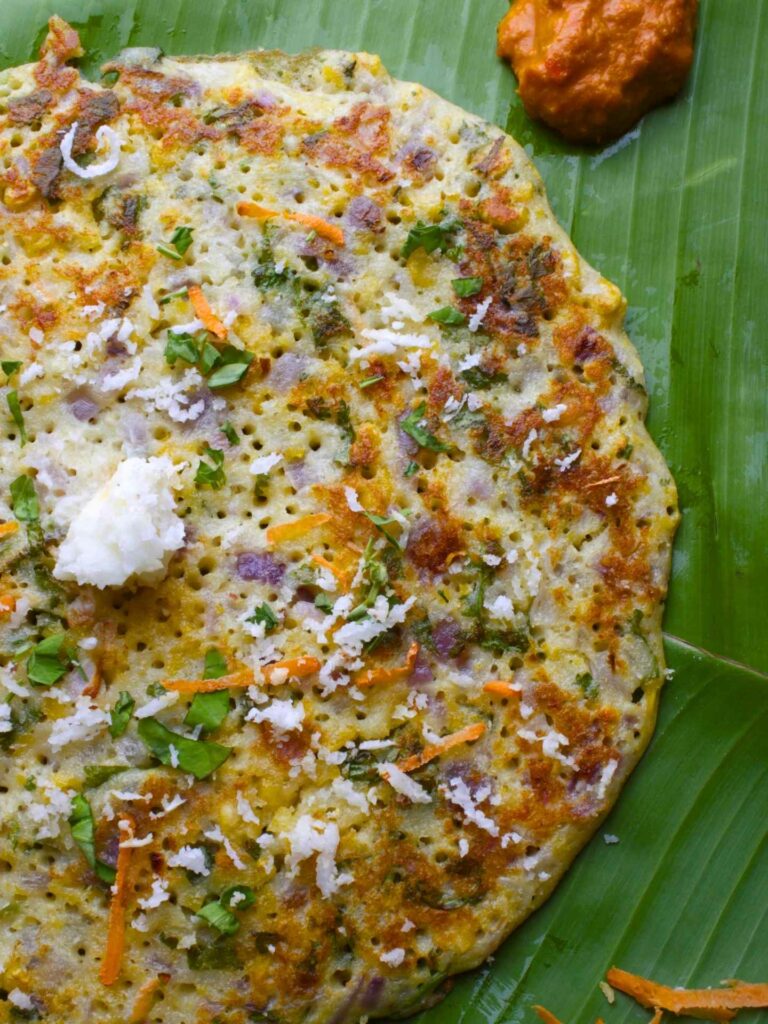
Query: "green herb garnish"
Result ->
[[69, 794, 116, 884], [452, 276, 483, 298], [427, 306, 467, 326], [137, 718, 231, 779], [197, 884, 256, 935], [460, 367, 508, 390], [2, 360, 22, 377], [26, 634, 74, 687], [84, 765, 129, 788], [109, 691, 135, 738], [6, 390, 26, 445], [402, 216, 460, 258], [221, 421, 239, 445], [195, 447, 226, 490], [186, 648, 230, 732], [248, 603, 279, 631], [400, 402, 449, 453], [10, 475, 39, 521], [157, 225, 194, 260]]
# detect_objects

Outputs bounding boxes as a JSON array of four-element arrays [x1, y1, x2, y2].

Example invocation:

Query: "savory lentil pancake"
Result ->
[[0, 19, 678, 1024]]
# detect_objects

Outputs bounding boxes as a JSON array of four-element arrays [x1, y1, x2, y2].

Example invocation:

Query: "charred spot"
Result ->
[[30, 144, 63, 199], [427, 365, 461, 415], [406, 516, 463, 574], [302, 102, 394, 183], [71, 90, 120, 153], [7, 88, 53, 126]]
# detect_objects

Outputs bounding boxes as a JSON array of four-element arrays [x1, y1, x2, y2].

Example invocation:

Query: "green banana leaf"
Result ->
[[1, 1, 765, 1021]]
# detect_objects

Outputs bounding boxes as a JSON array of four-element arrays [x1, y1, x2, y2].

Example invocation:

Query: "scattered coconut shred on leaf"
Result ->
[[533, 969, 768, 1024]]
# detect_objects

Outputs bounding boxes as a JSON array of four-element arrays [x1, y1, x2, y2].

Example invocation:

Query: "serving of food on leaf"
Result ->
[[0, 13, 694, 1024]]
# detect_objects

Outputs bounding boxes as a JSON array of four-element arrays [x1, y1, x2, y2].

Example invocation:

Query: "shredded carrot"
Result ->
[[649, 1009, 664, 1024], [188, 284, 227, 340], [583, 475, 622, 490], [237, 200, 345, 245], [0, 594, 16, 616], [606, 968, 768, 1021], [397, 722, 486, 773], [262, 656, 321, 683], [128, 977, 163, 1024], [82, 661, 102, 698], [0, 521, 19, 538], [285, 210, 345, 246], [99, 816, 136, 987], [311, 553, 348, 589], [161, 668, 254, 694], [533, 1006, 565, 1024], [355, 642, 419, 688], [483, 680, 519, 698], [236, 200, 279, 220], [265, 513, 331, 545]]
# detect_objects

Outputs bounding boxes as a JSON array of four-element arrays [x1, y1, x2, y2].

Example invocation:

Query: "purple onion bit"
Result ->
[[236, 551, 285, 585], [432, 617, 465, 660], [66, 386, 100, 422], [410, 646, 434, 683], [346, 195, 382, 230]]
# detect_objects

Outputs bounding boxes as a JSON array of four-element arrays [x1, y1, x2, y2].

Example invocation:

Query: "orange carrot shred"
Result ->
[[262, 656, 321, 683], [99, 816, 136, 987], [128, 977, 163, 1024], [188, 284, 227, 340], [533, 1005, 565, 1024], [355, 642, 419, 688], [265, 513, 331, 545], [649, 1009, 664, 1024], [284, 210, 345, 246], [0, 594, 17, 616], [161, 668, 254, 694], [606, 967, 768, 1021], [311, 553, 348, 589], [236, 200, 279, 220], [0, 521, 19, 538], [237, 200, 345, 245], [483, 680, 520, 698], [397, 722, 486, 773]]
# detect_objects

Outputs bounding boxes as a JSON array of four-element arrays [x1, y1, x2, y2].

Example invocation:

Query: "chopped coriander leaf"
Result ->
[[203, 647, 228, 680], [221, 421, 239, 445], [137, 717, 231, 779], [460, 367, 508, 390], [186, 689, 229, 731], [197, 899, 240, 935], [221, 884, 256, 910], [199, 341, 222, 375], [164, 330, 200, 366], [10, 474, 39, 521], [146, 682, 166, 697], [109, 691, 135, 737], [84, 765, 129, 788], [362, 510, 401, 551], [195, 447, 226, 490], [248, 602, 279, 631], [207, 349, 253, 389], [452, 276, 483, 298], [186, 940, 241, 971], [157, 244, 182, 260], [69, 794, 116, 884], [400, 402, 449, 453], [617, 442, 634, 460], [402, 217, 460, 258], [359, 375, 383, 389], [314, 592, 333, 614], [2, 360, 22, 377], [404, 460, 420, 477], [427, 306, 467, 326], [6, 390, 26, 444], [27, 634, 73, 686]]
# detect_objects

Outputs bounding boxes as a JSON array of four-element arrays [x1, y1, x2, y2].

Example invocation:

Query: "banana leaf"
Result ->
[[1, 1, 765, 1021]]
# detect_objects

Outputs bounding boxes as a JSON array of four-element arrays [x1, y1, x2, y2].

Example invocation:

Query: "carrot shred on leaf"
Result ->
[[483, 680, 520, 698], [265, 513, 331, 545], [397, 722, 486, 773], [262, 656, 321, 683], [99, 816, 136, 986], [355, 642, 419, 688], [649, 1009, 664, 1024], [128, 976, 163, 1023], [606, 967, 768, 1021], [188, 284, 227, 340], [161, 668, 254, 694], [533, 1005, 566, 1024], [0, 521, 19, 538]]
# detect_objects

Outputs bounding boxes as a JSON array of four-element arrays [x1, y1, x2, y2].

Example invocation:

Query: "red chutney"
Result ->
[[497, 0, 698, 144]]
